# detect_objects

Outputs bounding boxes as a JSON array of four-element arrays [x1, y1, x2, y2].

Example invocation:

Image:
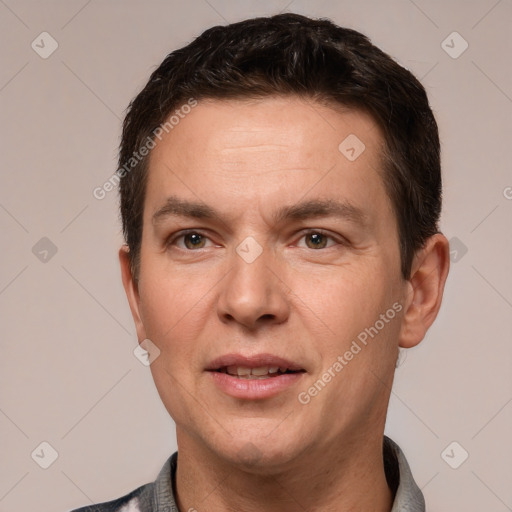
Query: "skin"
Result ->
[[120, 96, 450, 512]]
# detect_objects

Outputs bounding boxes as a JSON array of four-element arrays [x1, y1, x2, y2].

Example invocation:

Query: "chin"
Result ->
[[210, 428, 310, 475]]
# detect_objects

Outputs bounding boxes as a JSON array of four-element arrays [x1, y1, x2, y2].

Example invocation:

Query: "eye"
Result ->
[[166, 229, 344, 252], [297, 230, 341, 250], [167, 231, 214, 250]]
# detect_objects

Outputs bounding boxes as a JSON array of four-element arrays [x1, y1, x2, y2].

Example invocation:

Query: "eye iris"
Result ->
[[184, 233, 205, 249], [306, 233, 327, 249]]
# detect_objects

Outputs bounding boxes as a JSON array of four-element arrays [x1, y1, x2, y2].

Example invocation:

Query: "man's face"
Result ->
[[123, 96, 411, 470]]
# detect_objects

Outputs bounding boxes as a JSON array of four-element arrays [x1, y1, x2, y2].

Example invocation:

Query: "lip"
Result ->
[[205, 353, 305, 372], [205, 353, 306, 400]]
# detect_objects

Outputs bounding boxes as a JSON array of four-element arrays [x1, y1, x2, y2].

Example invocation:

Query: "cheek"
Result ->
[[299, 263, 385, 331], [298, 260, 402, 375], [137, 264, 212, 361], [139, 268, 210, 419]]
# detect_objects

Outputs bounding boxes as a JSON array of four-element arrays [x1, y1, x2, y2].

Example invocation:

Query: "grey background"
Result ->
[[1, 0, 511, 510]]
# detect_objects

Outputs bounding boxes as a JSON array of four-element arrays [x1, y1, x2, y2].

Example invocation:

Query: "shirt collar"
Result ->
[[385, 436, 426, 511]]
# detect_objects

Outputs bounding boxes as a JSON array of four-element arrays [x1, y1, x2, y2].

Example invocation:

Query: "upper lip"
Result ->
[[205, 353, 305, 372]]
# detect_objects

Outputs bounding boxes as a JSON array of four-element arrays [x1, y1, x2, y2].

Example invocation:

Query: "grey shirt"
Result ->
[[70, 436, 425, 511]]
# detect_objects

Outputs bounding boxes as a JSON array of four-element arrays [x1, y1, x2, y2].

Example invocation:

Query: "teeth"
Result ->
[[236, 366, 251, 376], [251, 366, 270, 376], [224, 366, 286, 378]]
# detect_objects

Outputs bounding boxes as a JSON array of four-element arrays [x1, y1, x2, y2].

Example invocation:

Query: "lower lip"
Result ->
[[207, 371, 304, 400]]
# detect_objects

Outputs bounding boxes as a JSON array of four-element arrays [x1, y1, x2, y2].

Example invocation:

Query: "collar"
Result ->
[[384, 436, 426, 511]]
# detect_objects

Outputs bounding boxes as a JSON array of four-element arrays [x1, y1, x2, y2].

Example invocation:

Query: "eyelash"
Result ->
[[165, 229, 345, 251]]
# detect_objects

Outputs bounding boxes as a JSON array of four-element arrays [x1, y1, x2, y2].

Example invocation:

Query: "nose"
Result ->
[[216, 244, 290, 331]]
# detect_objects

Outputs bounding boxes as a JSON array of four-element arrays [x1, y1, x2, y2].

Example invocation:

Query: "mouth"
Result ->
[[213, 366, 305, 380], [205, 353, 306, 398], [205, 353, 306, 376]]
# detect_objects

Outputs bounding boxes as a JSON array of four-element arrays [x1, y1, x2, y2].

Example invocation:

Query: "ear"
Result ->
[[398, 233, 450, 348], [119, 245, 147, 342]]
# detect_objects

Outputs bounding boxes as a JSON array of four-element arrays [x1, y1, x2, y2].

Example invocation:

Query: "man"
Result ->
[[73, 12, 449, 512]]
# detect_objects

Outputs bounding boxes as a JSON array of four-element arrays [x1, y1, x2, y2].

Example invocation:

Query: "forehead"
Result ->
[[144, 96, 391, 226], [151, 96, 382, 164]]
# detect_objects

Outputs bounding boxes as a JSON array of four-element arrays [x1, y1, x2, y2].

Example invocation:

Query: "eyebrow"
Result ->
[[152, 195, 368, 227]]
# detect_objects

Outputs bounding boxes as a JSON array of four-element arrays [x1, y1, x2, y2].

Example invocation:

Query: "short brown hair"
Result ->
[[118, 13, 441, 280]]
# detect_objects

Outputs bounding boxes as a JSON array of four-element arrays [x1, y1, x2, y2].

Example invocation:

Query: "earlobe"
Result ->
[[119, 245, 147, 342], [398, 233, 450, 348]]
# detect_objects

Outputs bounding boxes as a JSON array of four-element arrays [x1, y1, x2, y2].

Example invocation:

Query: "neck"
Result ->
[[174, 429, 394, 512]]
